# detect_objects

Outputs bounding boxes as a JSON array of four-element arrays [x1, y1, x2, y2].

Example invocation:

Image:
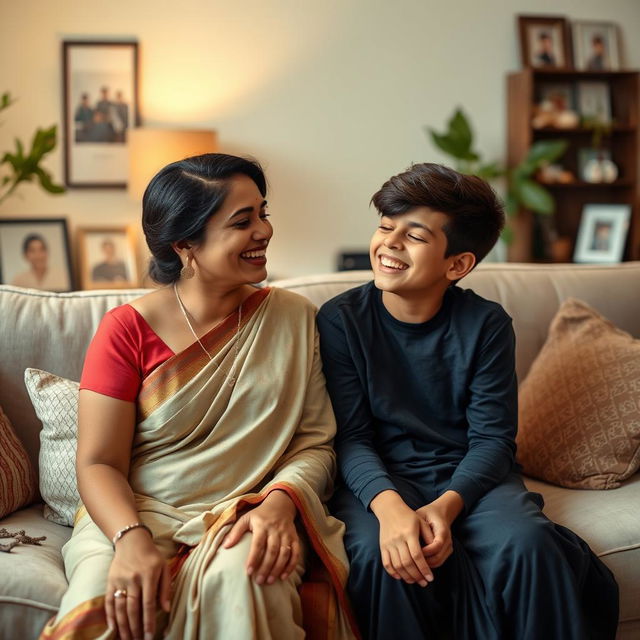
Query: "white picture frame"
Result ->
[[572, 21, 621, 71], [577, 81, 612, 124], [573, 204, 631, 263]]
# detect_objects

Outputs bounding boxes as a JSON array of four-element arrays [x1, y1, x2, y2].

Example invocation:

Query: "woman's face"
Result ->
[[190, 174, 273, 287], [24, 239, 48, 270]]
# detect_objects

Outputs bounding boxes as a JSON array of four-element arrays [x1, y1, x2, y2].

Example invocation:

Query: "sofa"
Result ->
[[0, 262, 638, 639]]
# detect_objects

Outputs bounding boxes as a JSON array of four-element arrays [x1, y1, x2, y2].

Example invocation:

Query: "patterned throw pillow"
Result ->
[[24, 368, 80, 526], [0, 405, 37, 518], [517, 298, 640, 489]]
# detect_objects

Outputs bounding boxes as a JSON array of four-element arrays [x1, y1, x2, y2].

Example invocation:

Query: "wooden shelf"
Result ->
[[507, 68, 640, 262]]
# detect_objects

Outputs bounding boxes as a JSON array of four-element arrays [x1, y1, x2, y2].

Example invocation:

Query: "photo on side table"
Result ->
[[572, 21, 621, 71], [77, 227, 139, 289], [518, 15, 572, 70], [62, 40, 139, 188], [0, 218, 74, 291], [573, 204, 631, 263]]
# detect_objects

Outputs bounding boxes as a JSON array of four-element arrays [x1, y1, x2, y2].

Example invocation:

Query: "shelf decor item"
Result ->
[[518, 15, 572, 70], [77, 226, 139, 289], [0, 218, 73, 291], [573, 204, 630, 263], [572, 21, 621, 71], [577, 81, 612, 125], [578, 148, 618, 184], [62, 40, 139, 188]]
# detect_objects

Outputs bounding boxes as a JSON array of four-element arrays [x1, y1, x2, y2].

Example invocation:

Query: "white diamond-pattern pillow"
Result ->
[[24, 368, 80, 526]]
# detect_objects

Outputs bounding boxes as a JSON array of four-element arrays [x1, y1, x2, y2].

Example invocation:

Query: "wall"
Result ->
[[2, 0, 640, 280]]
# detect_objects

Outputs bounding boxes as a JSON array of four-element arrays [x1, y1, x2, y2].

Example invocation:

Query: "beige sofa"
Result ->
[[0, 262, 638, 639]]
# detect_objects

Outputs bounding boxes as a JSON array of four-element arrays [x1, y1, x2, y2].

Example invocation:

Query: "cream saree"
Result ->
[[40, 287, 359, 640]]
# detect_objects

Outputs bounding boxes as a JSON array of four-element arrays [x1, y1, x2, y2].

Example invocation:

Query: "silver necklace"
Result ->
[[173, 282, 242, 387]]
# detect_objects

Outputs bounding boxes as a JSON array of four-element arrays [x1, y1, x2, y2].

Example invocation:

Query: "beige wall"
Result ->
[[2, 0, 640, 280]]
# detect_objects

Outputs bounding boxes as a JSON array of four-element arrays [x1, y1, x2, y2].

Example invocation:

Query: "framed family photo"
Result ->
[[518, 15, 572, 70], [62, 40, 139, 188], [573, 204, 631, 263], [0, 218, 73, 291], [77, 227, 139, 289], [572, 21, 621, 71]]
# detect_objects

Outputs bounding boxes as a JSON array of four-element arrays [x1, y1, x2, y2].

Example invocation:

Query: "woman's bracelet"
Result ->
[[112, 522, 153, 549]]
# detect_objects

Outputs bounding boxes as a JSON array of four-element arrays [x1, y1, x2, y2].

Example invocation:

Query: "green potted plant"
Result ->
[[1, 92, 65, 205], [427, 108, 567, 247]]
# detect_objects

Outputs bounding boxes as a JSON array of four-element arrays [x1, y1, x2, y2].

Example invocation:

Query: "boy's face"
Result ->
[[369, 207, 454, 296]]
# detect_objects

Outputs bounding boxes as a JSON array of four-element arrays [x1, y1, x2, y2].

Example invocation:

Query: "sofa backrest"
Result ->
[[1, 262, 639, 474]]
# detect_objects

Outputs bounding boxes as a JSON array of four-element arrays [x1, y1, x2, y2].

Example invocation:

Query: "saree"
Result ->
[[40, 287, 359, 640]]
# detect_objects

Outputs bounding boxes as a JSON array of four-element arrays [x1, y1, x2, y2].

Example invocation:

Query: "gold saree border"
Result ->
[[39, 596, 106, 640], [137, 287, 270, 421]]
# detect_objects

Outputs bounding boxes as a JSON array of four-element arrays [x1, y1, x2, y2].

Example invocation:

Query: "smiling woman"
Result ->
[[40, 153, 358, 640]]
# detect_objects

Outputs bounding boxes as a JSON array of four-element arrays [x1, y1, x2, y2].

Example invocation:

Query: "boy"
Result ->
[[317, 163, 618, 639]]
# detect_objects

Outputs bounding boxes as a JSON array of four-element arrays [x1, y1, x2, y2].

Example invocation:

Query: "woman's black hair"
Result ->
[[22, 233, 47, 255], [142, 153, 267, 284]]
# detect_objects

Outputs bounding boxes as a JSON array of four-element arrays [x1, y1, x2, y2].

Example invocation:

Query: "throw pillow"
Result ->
[[0, 404, 37, 518], [517, 298, 640, 489], [24, 368, 80, 526]]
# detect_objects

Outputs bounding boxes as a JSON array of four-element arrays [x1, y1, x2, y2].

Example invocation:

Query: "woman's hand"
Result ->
[[223, 489, 299, 585], [370, 490, 434, 586], [415, 490, 463, 568], [105, 529, 171, 640]]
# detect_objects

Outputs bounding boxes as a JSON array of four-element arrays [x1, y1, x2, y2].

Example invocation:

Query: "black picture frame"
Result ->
[[0, 218, 74, 291], [62, 40, 140, 188]]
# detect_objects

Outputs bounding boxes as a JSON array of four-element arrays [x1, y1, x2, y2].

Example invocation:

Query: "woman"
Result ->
[[41, 154, 358, 640]]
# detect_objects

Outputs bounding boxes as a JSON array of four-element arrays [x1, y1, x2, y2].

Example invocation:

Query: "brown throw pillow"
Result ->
[[0, 404, 37, 518], [517, 297, 640, 489]]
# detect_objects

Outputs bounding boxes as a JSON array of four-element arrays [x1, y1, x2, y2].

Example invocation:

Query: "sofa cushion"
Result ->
[[24, 369, 80, 527], [517, 298, 640, 489], [0, 504, 71, 640], [0, 405, 37, 519]]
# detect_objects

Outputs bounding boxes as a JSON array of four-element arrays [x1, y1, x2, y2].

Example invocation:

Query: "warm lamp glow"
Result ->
[[128, 128, 218, 200]]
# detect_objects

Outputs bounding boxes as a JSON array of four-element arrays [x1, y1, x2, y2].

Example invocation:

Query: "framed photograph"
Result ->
[[518, 15, 572, 70], [572, 21, 621, 71], [577, 81, 612, 124], [77, 227, 139, 289], [573, 204, 631, 263], [0, 218, 73, 291], [62, 40, 139, 188]]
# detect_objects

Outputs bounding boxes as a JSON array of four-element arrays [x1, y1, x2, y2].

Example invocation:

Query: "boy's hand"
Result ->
[[416, 490, 463, 568], [370, 490, 434, 586]]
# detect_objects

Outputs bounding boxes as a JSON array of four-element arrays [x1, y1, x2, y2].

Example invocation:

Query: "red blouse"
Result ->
[[79, 304, 174, 402]]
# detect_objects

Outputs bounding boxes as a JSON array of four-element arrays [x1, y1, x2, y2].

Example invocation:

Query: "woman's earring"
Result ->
[[180, 254, 195, 279]]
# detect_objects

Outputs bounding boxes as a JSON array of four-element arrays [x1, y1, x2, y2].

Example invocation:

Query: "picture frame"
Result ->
[[77, 227, 139, 289], [0, 218, 74, 291], [576, 81, 612, 124], [518, 15, 572, 70], [572, 21, 621, 71], [62, 40, 140, 188], [573, 204, 631, 263]]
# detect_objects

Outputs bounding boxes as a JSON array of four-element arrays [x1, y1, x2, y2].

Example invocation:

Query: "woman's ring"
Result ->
[[113, 589, 128, 598]]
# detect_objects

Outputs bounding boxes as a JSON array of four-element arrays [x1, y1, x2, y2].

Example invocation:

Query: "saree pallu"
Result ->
[[41, 287, 359, 640]]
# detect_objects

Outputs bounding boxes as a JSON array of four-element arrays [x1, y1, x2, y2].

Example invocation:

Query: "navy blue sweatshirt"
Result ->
[[317, 281, 518, 512]]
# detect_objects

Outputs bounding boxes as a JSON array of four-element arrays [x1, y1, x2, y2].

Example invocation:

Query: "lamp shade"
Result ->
[[128, 128, 218, 199]]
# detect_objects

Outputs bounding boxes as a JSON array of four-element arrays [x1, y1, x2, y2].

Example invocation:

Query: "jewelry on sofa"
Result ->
[[173, 282, 243, 387], [180, 253, 195, 279], [111, 522, 153, 549], [113, 589, 128, 598]]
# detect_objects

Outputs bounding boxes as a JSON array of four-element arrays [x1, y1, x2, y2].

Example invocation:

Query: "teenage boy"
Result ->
[[317, 163, 619, 640]]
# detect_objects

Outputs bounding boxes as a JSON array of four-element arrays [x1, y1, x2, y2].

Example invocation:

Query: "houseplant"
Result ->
[[0, 92, 65, 205], [427, 108, 567, 247]]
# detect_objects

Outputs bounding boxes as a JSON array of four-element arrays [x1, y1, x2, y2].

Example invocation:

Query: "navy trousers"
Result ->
[[331, 473, 619, 640]]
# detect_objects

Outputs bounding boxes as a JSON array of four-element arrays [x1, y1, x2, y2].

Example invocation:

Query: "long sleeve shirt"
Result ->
[[316, 281, 518, 512]]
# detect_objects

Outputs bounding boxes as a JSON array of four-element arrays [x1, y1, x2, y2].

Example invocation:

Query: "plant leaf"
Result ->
[[428, 128, 468, 159], [517, 179, 555, 214], [501, 226, 514, 246], [477, 161, 504, 180], [34, 167, 65, 194]]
